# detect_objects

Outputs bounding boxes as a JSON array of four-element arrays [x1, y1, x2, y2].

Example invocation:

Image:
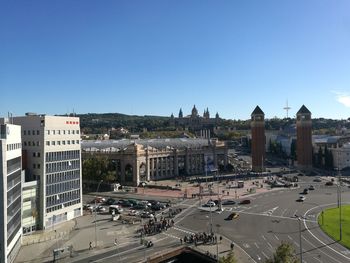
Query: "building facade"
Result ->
[[170, 105, 222, 133], [296, 105, 313, 170], [82, 138, 228, 187], [251, 106, 265, 172], [0, 122, 22, 263], [13, 114, 82, 229]]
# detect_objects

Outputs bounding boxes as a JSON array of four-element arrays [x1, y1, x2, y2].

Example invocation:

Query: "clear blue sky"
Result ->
[[1, 0, 350, 120]]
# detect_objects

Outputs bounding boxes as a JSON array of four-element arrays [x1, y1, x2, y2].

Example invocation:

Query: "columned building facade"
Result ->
[[251, 106, 265, 172], [296, 105, 312, 170], [82, 138, 228, 187]]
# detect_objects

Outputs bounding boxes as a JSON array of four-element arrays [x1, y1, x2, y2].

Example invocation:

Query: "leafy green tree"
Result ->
[[265, 242, 299, 263], [219, 251, 238, 263]]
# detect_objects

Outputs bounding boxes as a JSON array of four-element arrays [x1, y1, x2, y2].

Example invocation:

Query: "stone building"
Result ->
[[82, 138, 228, 186], [170, 105, 222, 133]]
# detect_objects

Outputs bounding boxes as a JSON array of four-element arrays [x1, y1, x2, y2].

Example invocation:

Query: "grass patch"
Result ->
[[318, 205, 350, 249]]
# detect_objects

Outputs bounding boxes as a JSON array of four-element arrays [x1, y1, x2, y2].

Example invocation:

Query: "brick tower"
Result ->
[[251, 106, 265, 172], [296, 105, 312, 170]]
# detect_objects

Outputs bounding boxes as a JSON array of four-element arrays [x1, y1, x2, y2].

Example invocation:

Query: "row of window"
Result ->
[[46, 130, 80, 135], [7, 143, 21, 151], [46, 189, 80, 207], [46, 150, 80, 162], [23, 130, 40, 136], [46, 170, 80, 184], [46, 140, 80, 146], [24, 141, 40, 147], [46, 179, 80, 196], [33, 163, 41, 169], [46, 198, 80, 214], [45, 160, 80, 173], [33, 152, 41, 157]]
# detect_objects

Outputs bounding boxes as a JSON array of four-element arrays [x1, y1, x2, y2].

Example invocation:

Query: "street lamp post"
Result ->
[[296, 215, 303, 263], [94, 180, 103, 248]]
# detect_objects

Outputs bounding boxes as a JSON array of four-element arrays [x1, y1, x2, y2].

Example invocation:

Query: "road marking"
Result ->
[[262, 235, 266, 241], [281, 208, 287, 217], [162, 232, 180, 240], [303, 203, 350, 262], [294, 241, 299, 247], [262, 251, 268, 259], [254, 242, 259, 249], [243, 243, 250, 248], [257, 255, 261, 261], [274, 235, 279, 241], [267, 242, 273, 250], [313, 256, 323, 263], [288, 235, 293, 240], [293, 209, 298, 216]]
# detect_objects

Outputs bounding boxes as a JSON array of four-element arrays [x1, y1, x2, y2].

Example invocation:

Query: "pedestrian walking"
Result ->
[[180, 238, 183, 245], [89, 241, 93, 250]]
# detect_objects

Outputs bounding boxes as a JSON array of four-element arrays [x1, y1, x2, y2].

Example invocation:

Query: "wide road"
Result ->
[[174, 177, 350, 263]]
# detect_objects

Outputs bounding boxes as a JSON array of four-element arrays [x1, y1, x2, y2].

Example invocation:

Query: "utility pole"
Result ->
[[94, 180, 103, 248], [297, 216, 303, 263]]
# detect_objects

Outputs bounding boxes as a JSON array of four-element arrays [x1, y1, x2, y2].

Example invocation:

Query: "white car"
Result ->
[[298, 196, 306, 202]]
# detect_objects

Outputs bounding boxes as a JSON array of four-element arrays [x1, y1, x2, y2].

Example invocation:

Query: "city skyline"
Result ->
[[1, 1, 350, 120]]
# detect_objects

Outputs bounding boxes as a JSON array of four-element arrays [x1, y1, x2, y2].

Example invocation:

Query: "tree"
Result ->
[[265, 242, 299, 263], [219, 251, 238, 263]]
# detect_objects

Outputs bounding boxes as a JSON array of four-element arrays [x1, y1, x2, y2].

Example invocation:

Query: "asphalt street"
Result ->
[[175, 177, 350, 263]]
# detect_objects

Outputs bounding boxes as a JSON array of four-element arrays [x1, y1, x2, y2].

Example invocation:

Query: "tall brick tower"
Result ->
[[251, 106, 265, 172], [296, 105, 312, 170]]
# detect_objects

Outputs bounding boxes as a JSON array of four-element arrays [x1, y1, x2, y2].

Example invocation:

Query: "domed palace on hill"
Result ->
[[169, 105, 222, 134]]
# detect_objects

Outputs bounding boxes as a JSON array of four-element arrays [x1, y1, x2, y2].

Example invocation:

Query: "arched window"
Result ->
[[125, 164, 133, 182]]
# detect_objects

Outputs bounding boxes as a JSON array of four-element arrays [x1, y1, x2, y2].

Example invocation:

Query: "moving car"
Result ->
[[225, 212, 239, 220], [203, 201, 216, 207], [325, 181, 334, 186], [308, 185, 315, 190], [239, 199, 251, 205], [297, 195, 306, 202], [313, 178, 322, 182], [302, 188, 309, 194], [222, 200, 236, 205]]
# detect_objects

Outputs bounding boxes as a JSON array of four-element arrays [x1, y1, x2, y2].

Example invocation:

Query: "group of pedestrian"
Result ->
[[141, 218, 175, 235], [183, 232, 216, 245]]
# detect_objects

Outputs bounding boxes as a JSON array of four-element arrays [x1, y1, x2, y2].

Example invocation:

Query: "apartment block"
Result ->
[[13, 114, 82, 229], [0, 122, 22, 263]]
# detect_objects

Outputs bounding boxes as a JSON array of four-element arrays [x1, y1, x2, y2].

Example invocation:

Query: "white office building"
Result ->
[[13, 114, 82, 229], [0, 122, 23, 263]]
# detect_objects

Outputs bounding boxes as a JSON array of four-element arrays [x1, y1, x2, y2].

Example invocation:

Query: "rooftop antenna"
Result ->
[[283, 100, 291, 118]]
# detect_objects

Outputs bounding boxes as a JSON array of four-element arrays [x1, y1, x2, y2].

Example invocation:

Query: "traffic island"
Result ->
[[318, 205, 350, 249]]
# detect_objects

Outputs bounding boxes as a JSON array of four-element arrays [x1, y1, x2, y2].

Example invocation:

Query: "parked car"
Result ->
[[128, 209, 139, 216], [105, 198, 116, 206], [94, 197, 106, 203], [140, 212, 154, 218], [325, 181, 334, 186], [313, 178, 322, 182], [134, 203, 147, 210], [239, 199, 251, 205], [225, 212, 239, 220], [109, 205, 122, 214], [97, 206, 107, 213], [222, 200, 236, 205]]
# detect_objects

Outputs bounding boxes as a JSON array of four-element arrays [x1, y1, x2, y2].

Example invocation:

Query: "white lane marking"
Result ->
[[313, 256, 323, 263], [274, 235, 279, 241], [92, 236, 169, 262], [243, 243, 250, 248], [288, 235, 293, 240], [303, 203, 350, 262], [294, 241, 299, 247], [254, 242, 259, 249], [281, 208, 287, 217], [262, 251, 268, 258], [267, 242, 273, 250], [293, 209, 298, 216], [262, 235, 267, 241]]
